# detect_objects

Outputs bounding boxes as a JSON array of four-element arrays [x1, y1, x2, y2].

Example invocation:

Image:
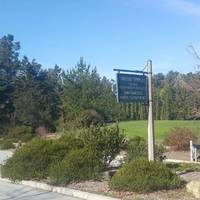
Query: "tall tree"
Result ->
[[62, 57, 117, 124], [14, 57, 62, 130], [0, 34, 20, 132]]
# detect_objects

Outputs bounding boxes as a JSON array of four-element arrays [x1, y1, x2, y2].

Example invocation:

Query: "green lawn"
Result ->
[[118, 120, 200, 142]]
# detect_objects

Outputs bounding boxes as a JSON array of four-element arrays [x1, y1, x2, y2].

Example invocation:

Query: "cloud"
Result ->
[[164, 0, 200, 17]]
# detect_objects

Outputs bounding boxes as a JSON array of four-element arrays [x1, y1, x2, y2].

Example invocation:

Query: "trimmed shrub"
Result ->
[[80, 125, 126, 166], [0, 139, 15, 150], [2, 139, 50, 180], [109, 158, 182, 192], [126, 136, 166, 162], [1, 135, 84, 181], [77, 109, 104, 128], [7, 125, 34, 142], [126, 136, 147, 161], [49, 147, 103, 185], [164, 128, 198, 151]]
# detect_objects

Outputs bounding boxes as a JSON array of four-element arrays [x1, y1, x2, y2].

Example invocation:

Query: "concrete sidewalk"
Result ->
[[0, 180, 83, 200]]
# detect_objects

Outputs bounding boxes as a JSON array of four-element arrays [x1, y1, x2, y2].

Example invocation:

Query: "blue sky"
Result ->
[[0, 0, 200, 79]]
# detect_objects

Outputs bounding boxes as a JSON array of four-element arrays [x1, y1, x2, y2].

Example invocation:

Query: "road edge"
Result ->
[[0, 177, 120, 200]]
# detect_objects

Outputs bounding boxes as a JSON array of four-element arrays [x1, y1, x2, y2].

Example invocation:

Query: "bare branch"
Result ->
[[187, 44, 200, 69]]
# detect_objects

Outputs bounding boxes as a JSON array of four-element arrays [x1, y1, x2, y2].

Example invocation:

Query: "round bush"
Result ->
[[1, 135, 84, 181], [109, 158, 182, 192], [80, 125, 125, 166], [164, 128, 197, 151], [49, 147, 103, 185]]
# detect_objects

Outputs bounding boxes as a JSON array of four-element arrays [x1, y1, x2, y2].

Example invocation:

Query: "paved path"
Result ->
[[181, 172, 200, 182], [0, 150, 13, 165], [0, 180, 83, 200], [165, 151, 190, 161]]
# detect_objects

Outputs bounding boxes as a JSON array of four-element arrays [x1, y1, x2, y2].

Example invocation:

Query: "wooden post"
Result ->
[[147, 60, 155, 161]]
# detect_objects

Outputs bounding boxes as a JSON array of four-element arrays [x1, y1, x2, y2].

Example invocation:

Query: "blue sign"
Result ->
[[116, 73, 148, 103]]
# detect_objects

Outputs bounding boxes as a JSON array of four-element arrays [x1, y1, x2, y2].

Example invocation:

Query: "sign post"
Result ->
[[114, 60, 155, 161], [147, 60, 155, 161]]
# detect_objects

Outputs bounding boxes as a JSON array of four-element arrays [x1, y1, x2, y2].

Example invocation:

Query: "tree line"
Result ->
[[0, 34, 199, 134]]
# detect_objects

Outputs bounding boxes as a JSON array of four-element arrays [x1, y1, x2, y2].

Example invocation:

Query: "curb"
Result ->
[[0, 177, 120, 200], [165, 159, 200, 164]]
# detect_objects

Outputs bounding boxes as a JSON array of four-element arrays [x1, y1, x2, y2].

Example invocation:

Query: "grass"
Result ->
[[118, 120, 200, 141], [166, 162, 200, 173]]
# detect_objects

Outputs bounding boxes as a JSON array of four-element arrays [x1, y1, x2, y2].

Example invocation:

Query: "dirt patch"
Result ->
[[123, 189, 196, 200], [67, 180, 195, 200], [181, 172, 200, 182], [165, 151, 190, 161]]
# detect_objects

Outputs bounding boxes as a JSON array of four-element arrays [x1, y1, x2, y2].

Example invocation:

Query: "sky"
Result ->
[[0, 0, 200, 79]]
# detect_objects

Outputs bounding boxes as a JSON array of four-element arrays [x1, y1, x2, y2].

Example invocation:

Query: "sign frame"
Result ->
[[116, 72, 148, 103]]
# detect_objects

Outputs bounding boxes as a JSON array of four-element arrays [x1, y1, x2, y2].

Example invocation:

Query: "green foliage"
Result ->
[[126, 136, 166, 161], [49, 147, 103, 185], [2, 139, 50, 180], [80, 125, 125, 166], [166, 162, 200, 173], [77, 109, 104, 128], [7, 125, 34, 142], [0, 139, 15, 150], [155, 144, 166, 161], [126, 136, 147, 160], [164, 128, 197, 151], [62, 57, 118, 124], [109, 158, 182, 192], [1, 135, 83, 181], [0, 34, 20, 131], [14, 59, 62, 131], [0, 33, 200, 136]]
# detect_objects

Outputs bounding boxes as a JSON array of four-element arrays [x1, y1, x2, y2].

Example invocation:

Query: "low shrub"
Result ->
[[126, 136, 147, 161], [1, 135, 84, 181], [7, 125, 34, 142], [49, 147, 103, 185], [77, 109, 104, 128], [155, 144, 166, 161], [80, 125, 126, 166], [0, 139, 15, 150], [126, 136, 166, 162], [164, 128, 198, 151], [109, 158, 182, 192]]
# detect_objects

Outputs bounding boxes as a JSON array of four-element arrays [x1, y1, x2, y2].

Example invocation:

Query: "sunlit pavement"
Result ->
[[0, 150, 13, 165], [0, 180, 83, 200]]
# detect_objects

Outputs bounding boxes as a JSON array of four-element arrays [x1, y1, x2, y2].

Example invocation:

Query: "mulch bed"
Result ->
[[67, 180, 196, 200]]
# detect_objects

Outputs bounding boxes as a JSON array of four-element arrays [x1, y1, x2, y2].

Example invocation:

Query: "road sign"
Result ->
[[116, 73, 148, 103]]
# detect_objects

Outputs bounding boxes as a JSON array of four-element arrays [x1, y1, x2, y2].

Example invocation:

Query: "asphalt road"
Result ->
[[0, 180, 83, 200]]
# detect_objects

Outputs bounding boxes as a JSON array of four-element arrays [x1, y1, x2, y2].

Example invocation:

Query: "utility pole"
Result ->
[[147, 60, 155, 161]]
